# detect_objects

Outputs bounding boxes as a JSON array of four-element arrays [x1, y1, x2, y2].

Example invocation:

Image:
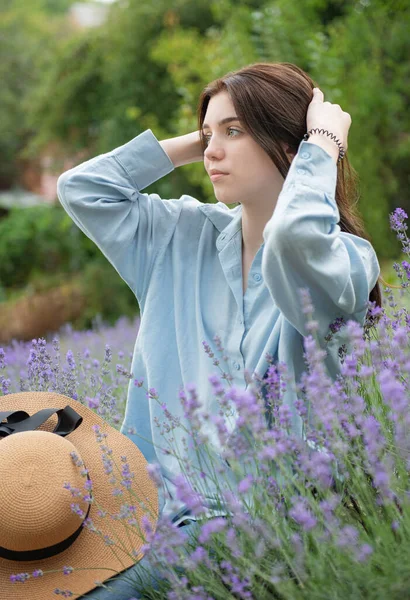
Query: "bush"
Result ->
[[0, 205, 140, 337], [0, 205, 98, 288], [76, 260, 139, 330]]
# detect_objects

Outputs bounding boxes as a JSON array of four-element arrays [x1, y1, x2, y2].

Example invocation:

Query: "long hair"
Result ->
[[197, 62, 382, 309]]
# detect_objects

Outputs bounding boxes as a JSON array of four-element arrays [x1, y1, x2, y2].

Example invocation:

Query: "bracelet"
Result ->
[[303, 128, 346, 163]]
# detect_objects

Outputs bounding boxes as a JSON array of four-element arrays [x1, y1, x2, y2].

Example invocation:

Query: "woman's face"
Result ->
[[202, 91, 284, 207]]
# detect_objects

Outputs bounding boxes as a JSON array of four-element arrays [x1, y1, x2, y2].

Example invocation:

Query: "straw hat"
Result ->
[[0, 391, 158, 600]]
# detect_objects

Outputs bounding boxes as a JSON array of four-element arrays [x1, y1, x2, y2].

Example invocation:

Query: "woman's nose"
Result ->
[[204, 137, 225, 160]]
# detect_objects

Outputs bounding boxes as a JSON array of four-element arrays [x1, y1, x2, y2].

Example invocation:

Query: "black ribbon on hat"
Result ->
[[0, 404, 82, 438], [0, 405, 92, 561]]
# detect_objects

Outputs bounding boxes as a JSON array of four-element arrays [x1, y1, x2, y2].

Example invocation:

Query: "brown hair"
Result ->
[[197, 62, 383, 310]]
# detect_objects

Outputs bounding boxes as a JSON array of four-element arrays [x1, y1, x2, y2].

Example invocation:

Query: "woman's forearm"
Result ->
[[159, 131, 204, 168]]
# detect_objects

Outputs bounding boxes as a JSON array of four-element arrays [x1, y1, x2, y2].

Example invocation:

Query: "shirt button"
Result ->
[[253, 273, 262, 283], [297, 168, 306, 175], [301, 152, 310, 159], [233, 361, 240, 370], [239, 318, 244, 325]]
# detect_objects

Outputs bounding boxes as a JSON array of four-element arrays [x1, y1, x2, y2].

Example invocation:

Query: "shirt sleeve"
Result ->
[[261, 140, 381, 343], [57, 129, 179, 304]]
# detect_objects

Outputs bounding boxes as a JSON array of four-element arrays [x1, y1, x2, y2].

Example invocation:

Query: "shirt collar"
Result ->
[[198, 202, 242, 251]]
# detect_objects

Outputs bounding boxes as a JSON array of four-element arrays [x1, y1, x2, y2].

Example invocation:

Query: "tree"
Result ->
[[0, 2, 76, 187]]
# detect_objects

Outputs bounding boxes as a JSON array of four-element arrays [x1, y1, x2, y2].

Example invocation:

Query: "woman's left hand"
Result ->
[[306, 88, 352, 163]]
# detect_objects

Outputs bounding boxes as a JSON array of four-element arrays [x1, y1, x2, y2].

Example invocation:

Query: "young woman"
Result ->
[[58, 62, 381, 598]]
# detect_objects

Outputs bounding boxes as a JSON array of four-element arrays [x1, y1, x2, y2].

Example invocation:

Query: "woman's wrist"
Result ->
[[305, 134, 340, 164], [159, 131, 203, 168]]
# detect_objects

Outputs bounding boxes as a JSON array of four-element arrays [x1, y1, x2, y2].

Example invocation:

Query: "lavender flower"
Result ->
[[289, 498, 317, 531], [3, 235, 410, 600], [389, 208, 408, 232], [198, 517, 227, 543], [173, 474, 206, 517], [10, 572, 30, 583]]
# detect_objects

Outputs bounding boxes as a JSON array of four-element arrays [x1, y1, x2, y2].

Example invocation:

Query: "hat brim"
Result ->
[[0, 392, 158, 600]]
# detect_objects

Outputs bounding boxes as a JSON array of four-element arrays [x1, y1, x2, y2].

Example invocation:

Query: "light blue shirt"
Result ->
[[57, 129, 380, 523]]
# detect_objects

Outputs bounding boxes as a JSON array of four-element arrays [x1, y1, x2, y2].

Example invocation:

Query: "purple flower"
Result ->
[[144, 514, 189, 567], [82, 517, 98, 533], [225, 387, 265, 436], [336, 525, 359, 548], [174, 475, 206, 517], [402, 260, 410, 280], [146, 387, 159, 400], [179, 384, 203, 431], [340, 353, 359, 378], [146, 462, 163, 487], [210, 413, 230, 447], [86, 396, 100, 409], [299, 288, 314, 315], [1, 377, 11, 394], [238, 474, 253, 494], [185, 546, 209, 570], [262, 362, 287, 408], [202, 340, 214, 358], [220, 560, 253, 599], [32, 569, 44, 578], [377, 369, 407, 416], [356, 543, 373, 563], [389, 207, 408, 232], [120, 460, 134, 489], [289, 499, 317, 531], [104, 344, 112, 363], [66, 350, 76, 370], [278, 404, 292, 429], [198, 517, 227, 544], [71, 503, 85, 518], [300, 449, 334, 489], [10, 572, 30, 583], [208, 373, 226, 397], [103, 535, 115, 546]]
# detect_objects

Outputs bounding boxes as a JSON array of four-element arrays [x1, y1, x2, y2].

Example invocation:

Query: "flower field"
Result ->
[[2, 209, 410, 600]]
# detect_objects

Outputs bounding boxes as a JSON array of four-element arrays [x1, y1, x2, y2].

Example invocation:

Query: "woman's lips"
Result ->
[[210, 173, 228, 182]]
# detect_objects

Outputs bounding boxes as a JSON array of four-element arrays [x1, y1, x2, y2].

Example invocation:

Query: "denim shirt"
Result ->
[[57, 130, 380, 523]]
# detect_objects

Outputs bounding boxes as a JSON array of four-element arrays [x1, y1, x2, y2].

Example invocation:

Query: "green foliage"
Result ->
[[149, 0, 410, 258], [310, 0, 410, 257], [77, 260, 139, 330], [23, 32, 109, 165], [2, 0, 410, 332], [0, 2, 75, 187], [0, 206, 97, 288], [0, 205, 139, 330], [6, 0, 410, 254], [1, 0, 76, 13]]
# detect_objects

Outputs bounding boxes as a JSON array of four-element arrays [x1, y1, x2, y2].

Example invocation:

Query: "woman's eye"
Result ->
[[203, 128, 241, 146], [227, 127, 241, 137]]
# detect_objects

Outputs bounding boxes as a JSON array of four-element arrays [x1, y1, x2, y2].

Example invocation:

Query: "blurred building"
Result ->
[[0, 189, 44, 219], [69, 2, 110, 29], [19, 144, 87, 205]]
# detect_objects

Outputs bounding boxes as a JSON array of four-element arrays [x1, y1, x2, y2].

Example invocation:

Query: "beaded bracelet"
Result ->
[[303, 128, 346, 163]]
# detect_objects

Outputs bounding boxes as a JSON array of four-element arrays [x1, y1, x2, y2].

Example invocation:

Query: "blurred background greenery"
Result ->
[[0, 0, 409, 342]]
